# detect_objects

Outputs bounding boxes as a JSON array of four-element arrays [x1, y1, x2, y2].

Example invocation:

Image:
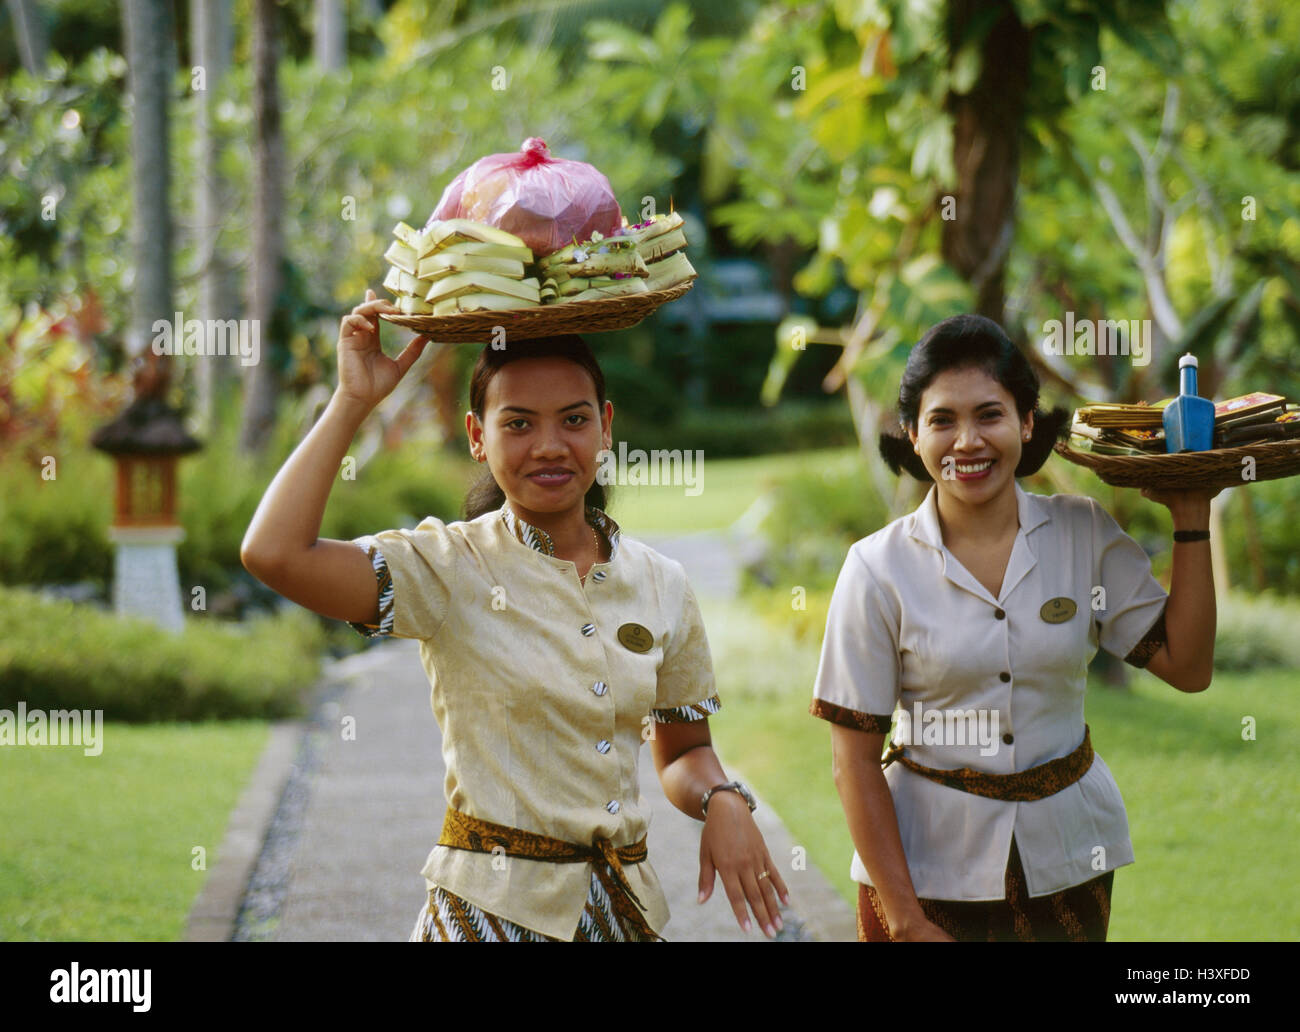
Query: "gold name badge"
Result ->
[[618, 623, 655, 653], [1040, 597, 1077, 623]]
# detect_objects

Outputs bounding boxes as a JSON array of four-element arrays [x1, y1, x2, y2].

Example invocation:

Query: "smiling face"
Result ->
[[907, 364, 1033, 505], [466, 356, 613, 521]]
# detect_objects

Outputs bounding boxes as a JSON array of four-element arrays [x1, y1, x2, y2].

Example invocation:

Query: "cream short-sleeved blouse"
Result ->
[[347, 504, 720, 940], [812, 482, 1168, 900]]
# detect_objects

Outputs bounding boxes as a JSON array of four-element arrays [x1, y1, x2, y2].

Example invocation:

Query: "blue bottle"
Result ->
[[1163, 353, 1215, 452]]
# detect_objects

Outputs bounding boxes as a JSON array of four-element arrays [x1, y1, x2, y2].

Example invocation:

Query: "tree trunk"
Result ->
[[121, 0, 174, 386], [191, 0, 234, 437], [6, 0, 48, 76], [314, 0, 346, 71], [240, 0, 286, 455], [940, 0, 1031, 325]]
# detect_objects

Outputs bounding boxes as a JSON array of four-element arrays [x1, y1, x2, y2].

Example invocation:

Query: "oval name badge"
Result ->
[[617, 623, 655, 653], [1040, 597, 1078, 624]]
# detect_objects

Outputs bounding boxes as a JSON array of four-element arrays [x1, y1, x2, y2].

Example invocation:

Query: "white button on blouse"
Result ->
[[812, 482, 1168, 900]]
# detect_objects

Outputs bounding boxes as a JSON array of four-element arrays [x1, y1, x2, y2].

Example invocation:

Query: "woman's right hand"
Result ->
[[888, 910, 956, 942], [829, 725, 958, 943], [336, 288, 430, 411]]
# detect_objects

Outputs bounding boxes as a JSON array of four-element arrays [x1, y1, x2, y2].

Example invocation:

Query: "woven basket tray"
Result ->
[[1054, 439, 1300, 489], [378, 282, 694, 342]]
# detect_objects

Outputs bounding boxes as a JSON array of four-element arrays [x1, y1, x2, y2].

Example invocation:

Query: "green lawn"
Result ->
[[609, 446, 862, 533], [0, 720, 270, 940], [702, 593, 1300, 942]]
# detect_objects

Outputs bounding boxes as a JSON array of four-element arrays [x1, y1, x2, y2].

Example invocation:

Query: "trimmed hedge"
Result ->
[[0, 585, 325, 721]]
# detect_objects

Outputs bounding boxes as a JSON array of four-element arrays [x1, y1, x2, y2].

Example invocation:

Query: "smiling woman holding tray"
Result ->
[[241, 289, 788, 942], [811, 313, 1220, 942]]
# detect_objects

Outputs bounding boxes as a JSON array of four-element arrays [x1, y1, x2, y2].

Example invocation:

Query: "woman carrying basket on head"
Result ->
[[810, 314, 1219, 942], [242, 289, 789, 941]]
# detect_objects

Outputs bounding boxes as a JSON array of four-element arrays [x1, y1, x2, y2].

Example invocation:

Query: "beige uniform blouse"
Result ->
[[347, 505, 720, 940], [812, 482, 1169, 901]]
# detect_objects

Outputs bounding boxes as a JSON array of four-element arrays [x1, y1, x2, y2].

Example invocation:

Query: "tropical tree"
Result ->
[[239, 0, 286, 454], [7, 0, 49, 75], [120, 0, 174, 380], [693, 0, 1299, 518], [190, 0, 235, 436], [313, 0, 345, 71]]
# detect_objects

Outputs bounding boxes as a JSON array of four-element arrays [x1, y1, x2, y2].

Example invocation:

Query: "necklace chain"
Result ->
[[580, 522, 603, 584], [592, 525, 602, 558]]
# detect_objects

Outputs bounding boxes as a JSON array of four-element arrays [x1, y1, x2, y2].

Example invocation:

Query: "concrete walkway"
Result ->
[[186, 530, 856, 942], [638, 532, 742, 597]]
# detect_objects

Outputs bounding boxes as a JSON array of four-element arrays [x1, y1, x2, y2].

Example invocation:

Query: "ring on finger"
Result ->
[[758, 870, 770, 881]]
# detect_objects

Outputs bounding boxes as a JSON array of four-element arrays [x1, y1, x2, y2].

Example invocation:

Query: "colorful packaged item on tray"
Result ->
[[1071, 391, 1300, 456]]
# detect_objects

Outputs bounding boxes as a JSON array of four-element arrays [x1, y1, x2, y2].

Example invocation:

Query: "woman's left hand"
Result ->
[[698, 791, 790, 938], [1139, 485, 1222, 526]]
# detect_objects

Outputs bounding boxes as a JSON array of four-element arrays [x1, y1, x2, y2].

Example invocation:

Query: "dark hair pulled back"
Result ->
[[463, 334, 611, 520], [877, 313, 1069, 482]]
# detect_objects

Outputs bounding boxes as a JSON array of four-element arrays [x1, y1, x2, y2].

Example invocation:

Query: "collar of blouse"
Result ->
[[499, 503, 622, 563], [909, 480, 1050, 554]]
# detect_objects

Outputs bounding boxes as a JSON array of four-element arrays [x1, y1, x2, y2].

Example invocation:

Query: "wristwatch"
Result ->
[[701, 780, 756, 816]]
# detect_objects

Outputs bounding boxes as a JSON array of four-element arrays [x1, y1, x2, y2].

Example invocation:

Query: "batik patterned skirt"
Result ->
[[409, 863, 657, 942], [857, 836, 1114, 942]]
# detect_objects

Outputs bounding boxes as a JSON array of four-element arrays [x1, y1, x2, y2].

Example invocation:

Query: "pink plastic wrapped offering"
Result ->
[[427, 137, 622, 259]]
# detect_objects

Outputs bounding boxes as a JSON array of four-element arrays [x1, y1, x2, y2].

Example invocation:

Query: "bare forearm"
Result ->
[[1164, 498, 1216, 689], [241, 390, 371, 565], [658, 741, 728, 820], [659, 721, 788, 935], [834, 748, 927, 933]]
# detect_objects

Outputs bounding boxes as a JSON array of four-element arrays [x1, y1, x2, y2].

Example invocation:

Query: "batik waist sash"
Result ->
[[437, 807, 662, 940], [880, 724, 1095, 802]]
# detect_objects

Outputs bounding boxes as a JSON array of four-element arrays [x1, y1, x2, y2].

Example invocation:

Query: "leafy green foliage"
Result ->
[[0, 377, 472, 592], [5, 0, 1299, 612], [0, 51, 131, 335], [1019, 0, 1300, 401], [744, 448, 890, 592], [1212, 589, 1300, 671], [2, 37, 680, 393], [0, 299, 130, 459], [0, 460, 113, 588]]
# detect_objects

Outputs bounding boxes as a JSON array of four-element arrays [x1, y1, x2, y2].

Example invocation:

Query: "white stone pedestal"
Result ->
[[107, 525, 187, 633]]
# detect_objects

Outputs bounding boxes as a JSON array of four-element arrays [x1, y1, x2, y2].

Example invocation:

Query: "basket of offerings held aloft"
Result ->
[[1055, 385, 1300, 490], [377, 138, 696, 341]]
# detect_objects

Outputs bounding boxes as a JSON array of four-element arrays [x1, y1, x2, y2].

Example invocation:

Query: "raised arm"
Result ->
[[1136, 487, 1219, 694], [239, 289, 428, 625], [829, 725, 954, 942]]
